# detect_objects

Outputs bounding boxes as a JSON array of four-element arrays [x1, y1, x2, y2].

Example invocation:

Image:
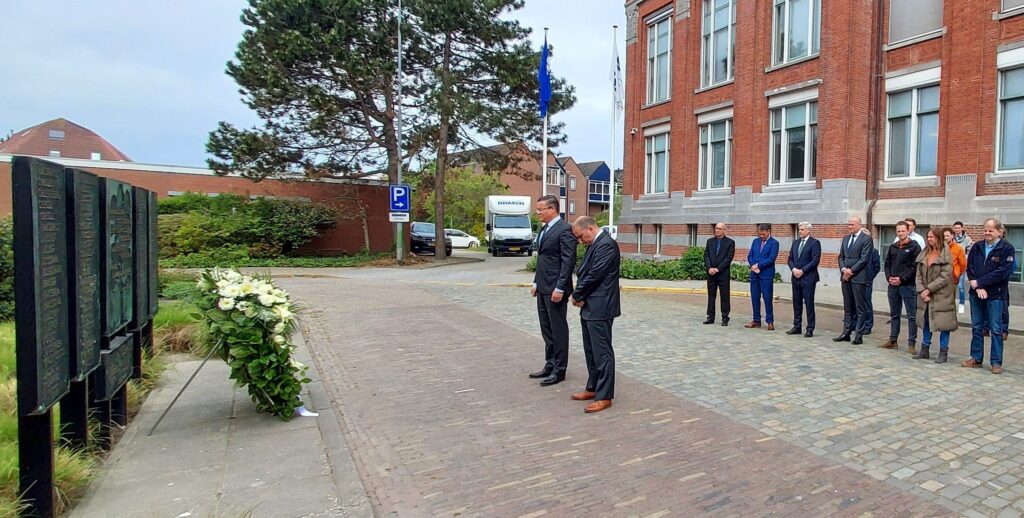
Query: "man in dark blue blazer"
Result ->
[[834, 216, 874, 344], [786, 222, 821, 337], [745, 223, 780, 330], [963, 218, 1016, 374], [570, 216, 621, 414], [529, 195, 577, 387]]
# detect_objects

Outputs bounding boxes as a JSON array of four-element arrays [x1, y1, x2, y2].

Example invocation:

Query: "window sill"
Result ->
[[763, 181, 816, 192], [639, 192, 670, 200], [986, 170, 1024, 183], [642, 99, 672, 110], [764, 53, 820, 74], [692, 188, 731, 197], [884, 28, 945, 51], [694, 79, 734, 95], [995, 7, 1024, 20], [878, 176, 940, 189]]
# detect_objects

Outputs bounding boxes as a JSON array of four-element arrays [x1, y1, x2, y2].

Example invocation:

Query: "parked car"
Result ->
[[444, 228, 480, 248], [410, 222, 453, 256]]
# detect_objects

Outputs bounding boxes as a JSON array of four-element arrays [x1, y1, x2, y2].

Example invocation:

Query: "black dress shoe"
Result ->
[[721, 318, 730, 327], [804, 331, 813, 338], [702, 318, 715, 325], [528, 369, 552, 379], [852, 335, 864, 345], [539, 375, 565, 386], [785, 328, 802, 335], [832, 333, 851, 342], [862, 329, 872, 336]]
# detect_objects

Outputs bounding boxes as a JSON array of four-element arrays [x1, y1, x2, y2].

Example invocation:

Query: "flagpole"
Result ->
[[541, 27, 549, 198], [609, 25, 617, 229]]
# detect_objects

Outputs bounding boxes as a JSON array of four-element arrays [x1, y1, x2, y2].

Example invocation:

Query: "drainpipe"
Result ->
[[865, 0, 885, 230]]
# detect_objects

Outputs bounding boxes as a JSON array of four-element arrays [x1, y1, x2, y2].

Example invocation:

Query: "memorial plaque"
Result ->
[[12, 157, 70, 415], [148, 191, 158, 318], [131, 187, 149, 330], [65, 169, 102, 381], [101, 179, 133, 336], [93, 334, 132, 401]]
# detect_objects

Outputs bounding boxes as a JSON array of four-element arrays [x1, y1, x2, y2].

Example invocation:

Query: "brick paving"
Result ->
[[285, 276, 960, 517]]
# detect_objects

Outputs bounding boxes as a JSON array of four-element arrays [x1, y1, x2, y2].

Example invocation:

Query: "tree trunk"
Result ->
[[434, 32, 453, 260]]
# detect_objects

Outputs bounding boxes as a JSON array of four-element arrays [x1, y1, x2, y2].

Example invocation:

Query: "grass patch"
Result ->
[[159, 252, 385, 269]]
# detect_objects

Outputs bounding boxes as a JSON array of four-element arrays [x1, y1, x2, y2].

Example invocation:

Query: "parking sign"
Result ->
[[390, 184, 411, 212]]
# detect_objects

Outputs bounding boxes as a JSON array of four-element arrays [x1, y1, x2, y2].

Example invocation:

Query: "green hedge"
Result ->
[[525, 245, 781, 282]]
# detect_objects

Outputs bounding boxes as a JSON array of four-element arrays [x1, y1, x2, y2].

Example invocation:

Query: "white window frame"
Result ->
[[996, 50, 1024, 173], [884, 84, 940, 179], [90, 152, 102, 160], [569, 175, 577, 191], [701, 0, 736, 88], [637, 225, 644, 254], [688, 225, 698, 247], [48, 129, 65, 140], [569, 200, 576, 215], [644, 130, 670, 194], [768, 100, 818, 184], [654, 224, 663, 255], [698, 119, 732, 191], [1004, 0, 1024, 13], [887, 0, 944, 44], [646, 13, 673, 104], [772, 0, 821, 66]]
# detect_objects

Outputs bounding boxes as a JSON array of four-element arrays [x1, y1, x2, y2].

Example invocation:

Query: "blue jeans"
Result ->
[[887, 285, 917, 345], [750, 274, 774, 324], [981, 291, 1011, 333], [957, 275, 967, 305], [970, 292, 1006, 366], [863, 283, 875, 331], [921, 311, 950, 349]]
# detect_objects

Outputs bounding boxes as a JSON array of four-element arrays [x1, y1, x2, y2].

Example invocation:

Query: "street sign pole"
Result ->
[[395, 0, 405, 264]]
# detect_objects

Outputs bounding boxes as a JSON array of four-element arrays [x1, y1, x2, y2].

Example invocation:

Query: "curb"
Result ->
[[490, 281, 753, 298]]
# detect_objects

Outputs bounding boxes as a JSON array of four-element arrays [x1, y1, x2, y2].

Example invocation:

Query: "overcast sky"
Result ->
[[0, 1, 626, 169]]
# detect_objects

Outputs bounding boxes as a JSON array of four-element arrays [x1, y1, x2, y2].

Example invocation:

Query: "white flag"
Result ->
[[610, 38, 624, 113]]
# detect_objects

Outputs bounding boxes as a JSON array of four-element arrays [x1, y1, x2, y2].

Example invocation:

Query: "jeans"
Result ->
[[970, 292, 1006, 366], [981, 291, 1011, 333], [921, 310, 950, 349], [887, 285, 917, 345], [863, 283, 875, 331], [750, 273, 774, 324], [957, 275, 967, 305]]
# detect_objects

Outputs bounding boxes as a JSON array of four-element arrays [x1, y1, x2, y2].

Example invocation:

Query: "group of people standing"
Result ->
[[704, 218, 1016, 373], [528, 195, 621, 414]]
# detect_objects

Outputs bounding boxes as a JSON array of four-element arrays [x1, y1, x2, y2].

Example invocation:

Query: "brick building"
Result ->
[[619, 0, 1024, 297]]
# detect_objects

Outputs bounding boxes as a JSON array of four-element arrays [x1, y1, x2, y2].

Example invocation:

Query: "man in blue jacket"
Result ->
[[862, 236, 881, 335], [786, 222, 820, 337], [962, 218, 1016, 374], [745, 223, 779, 330]]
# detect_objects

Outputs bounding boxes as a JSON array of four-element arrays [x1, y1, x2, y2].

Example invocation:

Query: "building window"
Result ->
[[90, 152, 101, 160], [701, 0, 736, 87], [1005, 0, 1024, 11], [772, 0, 820, 65], [569, 200, 576, 215], [545, 166, 563, 186], [770, 101, 817, 184], [48, 150, 60, 157], [645, 133, 669, 194], [654, 225, 663, 255], [886, 85, 939, 178], [888, 0, 943, 44], [637, 225, 644, 254], [1006, 227, 1024, 283], [699, 119, 732, 190], [589, 181, 610, 201], [647, 15, 672, 103], [689, 225, 698, 247], [998, 67, 1024, 172], [569, 175, 577, 191], [48, 129, 65, 140]]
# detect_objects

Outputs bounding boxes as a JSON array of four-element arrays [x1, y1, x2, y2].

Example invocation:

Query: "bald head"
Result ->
[[573, 216, 600, 245], [847, 217, 863, 235]]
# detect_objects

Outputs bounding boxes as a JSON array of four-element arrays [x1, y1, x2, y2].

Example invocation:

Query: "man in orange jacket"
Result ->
[[945, 227, 967, 286]]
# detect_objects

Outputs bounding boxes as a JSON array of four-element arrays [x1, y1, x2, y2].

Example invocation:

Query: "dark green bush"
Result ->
[[680, 247, 708, 280], [0, 218, 13, 321]]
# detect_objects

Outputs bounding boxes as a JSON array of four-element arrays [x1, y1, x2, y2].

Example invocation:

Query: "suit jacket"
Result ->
[[704, 237, 735, 279], [838, 231, 873, 284], [533, 218, 576, 296], [573, 231, 621, 321], [787, 236, 821, 285], [966, 239, 1016, 299], [747, 237, 779, 279]]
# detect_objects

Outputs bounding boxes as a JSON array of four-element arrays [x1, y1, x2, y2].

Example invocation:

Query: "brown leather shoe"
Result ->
[[1003, 331, 1010, 341], [766, 323, 775, 331], [744, 321, 761, 328], [992, 365, 1004, 374], [571, 391, 596, 401], [584, 400, 612, 413], [879, 339, 898, 349], [962, 358, 983, 368]]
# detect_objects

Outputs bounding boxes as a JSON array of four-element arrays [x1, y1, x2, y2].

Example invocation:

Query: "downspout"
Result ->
[[865, 0, 885, 230]]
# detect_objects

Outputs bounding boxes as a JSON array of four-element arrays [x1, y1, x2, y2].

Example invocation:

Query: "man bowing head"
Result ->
[[570, 217, 621, 414]]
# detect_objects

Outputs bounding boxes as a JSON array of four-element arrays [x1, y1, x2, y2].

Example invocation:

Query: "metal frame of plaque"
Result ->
[[148, 191, 158, 319], [65, 170, 102, 381], [100, 179, 133, 337], [130, 188, 150, 379], [94, 335, 133, 401]]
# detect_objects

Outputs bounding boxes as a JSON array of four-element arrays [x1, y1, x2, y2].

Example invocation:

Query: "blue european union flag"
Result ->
[[538, 37, 551, 119]]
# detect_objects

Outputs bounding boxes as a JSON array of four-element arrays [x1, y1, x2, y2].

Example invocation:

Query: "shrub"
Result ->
[[0, 218, 12, 321], [680, 247, 708, 280], [524, 244, 585, 272]]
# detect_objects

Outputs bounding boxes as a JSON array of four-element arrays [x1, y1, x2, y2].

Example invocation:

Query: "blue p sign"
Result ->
[[390, 184, 411, 212]]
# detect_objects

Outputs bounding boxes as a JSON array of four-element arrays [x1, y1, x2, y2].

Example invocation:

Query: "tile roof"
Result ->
[[0, 118, 132, 161]]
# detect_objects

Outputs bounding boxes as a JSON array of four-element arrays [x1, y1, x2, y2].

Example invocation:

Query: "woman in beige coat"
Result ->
[[916, 227, 958, 363]]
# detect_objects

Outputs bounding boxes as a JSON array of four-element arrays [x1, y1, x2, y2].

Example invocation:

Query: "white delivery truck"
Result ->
[[484, 195, 534, 257]]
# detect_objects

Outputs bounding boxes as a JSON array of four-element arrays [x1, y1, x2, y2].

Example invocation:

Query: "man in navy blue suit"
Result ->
[[745, 223, 780, 330], [786, 222, 821, 338]]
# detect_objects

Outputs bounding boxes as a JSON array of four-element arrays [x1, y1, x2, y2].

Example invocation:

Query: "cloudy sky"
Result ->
[[0, 1, 626, 169]]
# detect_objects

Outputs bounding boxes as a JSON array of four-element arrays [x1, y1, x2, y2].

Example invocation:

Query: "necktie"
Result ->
[[537, 224, 548, 246], [716, 239, 721, 254], [798, 238, 805, 258]]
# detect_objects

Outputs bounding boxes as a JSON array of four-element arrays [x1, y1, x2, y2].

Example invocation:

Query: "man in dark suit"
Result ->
[[745, 224, 780, 330], [786, 222, 821, 337], [703, 223, 735, 326], [569, 216, 621, 414], [529, 195, 577, 387], [834, 216, 874, 345], [862, 233, 881, 335]]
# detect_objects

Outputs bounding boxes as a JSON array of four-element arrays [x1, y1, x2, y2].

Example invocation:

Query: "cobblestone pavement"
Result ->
[[281, 275, 1015, 517]]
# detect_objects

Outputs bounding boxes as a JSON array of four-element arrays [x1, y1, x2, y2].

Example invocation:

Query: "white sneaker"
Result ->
[[958, 303, 965, 314]]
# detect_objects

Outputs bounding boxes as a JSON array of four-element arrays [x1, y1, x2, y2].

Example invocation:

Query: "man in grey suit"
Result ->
[[529, 195, 577, 386], [570, 216, 621, 414], [834, 216, 874, 345]]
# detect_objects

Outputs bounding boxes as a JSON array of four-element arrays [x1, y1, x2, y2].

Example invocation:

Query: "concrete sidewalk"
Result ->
[[69, 323, 371, 518]]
